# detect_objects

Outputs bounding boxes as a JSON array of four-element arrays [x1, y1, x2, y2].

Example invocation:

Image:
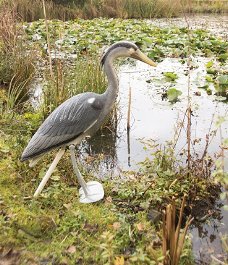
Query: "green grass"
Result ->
[[0, 111, 221, 264]]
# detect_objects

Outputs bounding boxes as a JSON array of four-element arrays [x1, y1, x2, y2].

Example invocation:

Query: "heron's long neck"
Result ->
[[103, 58, 118, 105]]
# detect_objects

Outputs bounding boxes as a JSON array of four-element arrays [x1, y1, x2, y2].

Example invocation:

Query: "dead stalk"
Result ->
[[182, 9, 192, 170], [127, 85, 132, 130], [162, 196, 194, 265], [173, 109, 187, 149], [187, 100, 191, 170], [42, 0, 53, 78], [219, 123, 225, 172], [127, 84, 132, 166], [211, 255, 227, 265], [173, 194, 186, 258]]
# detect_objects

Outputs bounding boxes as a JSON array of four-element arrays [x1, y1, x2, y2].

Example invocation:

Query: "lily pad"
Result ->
[[216, 75, 228, 94], [206, 61, 213, 68], [164, 72, 178, 82], [167, 88, 182, 103], [217, 75, 228, 86]]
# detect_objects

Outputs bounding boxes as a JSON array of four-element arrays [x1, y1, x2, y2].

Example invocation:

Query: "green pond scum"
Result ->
[[0, 18, 227, 264]]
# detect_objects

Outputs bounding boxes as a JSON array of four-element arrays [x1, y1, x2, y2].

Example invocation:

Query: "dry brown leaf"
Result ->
[[112, 222, 121, 230], [0, 248, 20, 265], [136, 223, 144, 231], [84, 222, 99, 232], [105, 196, 112, 203], [66, 245, 76, 254], [114, 256, 125, 265], [63, 203, 72, 210]]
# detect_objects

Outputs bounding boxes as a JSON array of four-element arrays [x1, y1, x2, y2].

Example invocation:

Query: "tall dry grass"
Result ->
[[162, 196, 194, 265], [82, 0, 182, 19], [2, 0, 79, 21], [1, 0, 227, 21], [123, 0, 182, 19], [186, 0, 228, 13], [1, 0, 183, 21], [0, 6, 36, 111]]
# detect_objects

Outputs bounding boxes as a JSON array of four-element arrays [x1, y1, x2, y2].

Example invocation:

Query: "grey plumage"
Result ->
[[21, 92, 104, 160], [21, 41, 156, 163]]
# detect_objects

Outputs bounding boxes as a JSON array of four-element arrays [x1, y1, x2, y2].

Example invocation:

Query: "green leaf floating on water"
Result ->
[[167, 88, 182, 103], [164, 72, 178, 81], [205, 75, 214, 82], [217, 75, 228, 86], [216, 75, 228, 93], [206, 61, 213, 68], [206, 68, 218, 75]]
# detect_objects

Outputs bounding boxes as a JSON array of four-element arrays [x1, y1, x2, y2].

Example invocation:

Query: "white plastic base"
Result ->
[[79, 181, 104, 203]]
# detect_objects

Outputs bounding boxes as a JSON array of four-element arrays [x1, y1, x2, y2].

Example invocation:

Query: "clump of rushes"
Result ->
[[0, 5, 36, 112], [162, 196, 194, 265], [1, 0, 79, 22]]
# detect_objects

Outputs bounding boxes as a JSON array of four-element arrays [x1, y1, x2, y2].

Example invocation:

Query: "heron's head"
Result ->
[[101, 41, 156, 67]]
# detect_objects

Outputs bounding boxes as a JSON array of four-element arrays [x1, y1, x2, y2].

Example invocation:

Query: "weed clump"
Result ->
[[0, 6, 36, 112]]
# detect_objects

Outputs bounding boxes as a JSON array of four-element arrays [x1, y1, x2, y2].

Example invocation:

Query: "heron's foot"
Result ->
[[79, 181, 104, 203]]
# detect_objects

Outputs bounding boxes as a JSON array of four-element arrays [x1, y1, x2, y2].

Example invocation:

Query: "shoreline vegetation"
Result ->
[[1, 0, 228, 22], [0, 0, 227, 264]]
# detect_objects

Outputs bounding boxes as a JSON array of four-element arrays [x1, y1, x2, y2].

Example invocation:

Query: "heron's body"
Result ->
[[21, 44, 119, 162], [21, 92, 106, 160], [21, 41, 156, 199]]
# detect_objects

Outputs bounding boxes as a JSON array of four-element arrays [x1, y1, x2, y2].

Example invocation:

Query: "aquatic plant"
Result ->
[[23, 19, 228, 61], [162, 196, 194, 265]]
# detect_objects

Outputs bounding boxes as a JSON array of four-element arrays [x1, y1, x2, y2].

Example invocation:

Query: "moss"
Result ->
[[0, 113, 195, 263]]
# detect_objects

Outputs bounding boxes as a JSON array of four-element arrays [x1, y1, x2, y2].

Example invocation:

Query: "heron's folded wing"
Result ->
[[21, 93, 104, 160]]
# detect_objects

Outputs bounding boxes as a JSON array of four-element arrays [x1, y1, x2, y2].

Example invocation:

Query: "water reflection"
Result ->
[[150, 14, 228, 39], [191, 199, 228, 264], [76, 57, 227, 173], [77, 125, 120, 179]]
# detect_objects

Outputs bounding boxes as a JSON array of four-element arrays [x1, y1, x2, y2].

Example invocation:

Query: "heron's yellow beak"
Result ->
[[131, 49, 157, 67]]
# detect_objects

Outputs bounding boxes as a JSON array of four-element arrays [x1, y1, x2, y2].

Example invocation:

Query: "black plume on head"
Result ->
[[101, 41, 138, 66]]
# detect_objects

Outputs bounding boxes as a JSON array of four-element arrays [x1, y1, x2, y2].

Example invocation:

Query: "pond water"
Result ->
[[81, 58, 227, 172], [76, 15, 228, 264], [78, 58, 227, 264], [151, 14, 228, 40]]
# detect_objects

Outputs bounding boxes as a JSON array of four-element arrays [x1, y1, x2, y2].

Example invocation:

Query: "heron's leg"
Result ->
[[34, 148, 65, 198], [69, 145, 88, 196]]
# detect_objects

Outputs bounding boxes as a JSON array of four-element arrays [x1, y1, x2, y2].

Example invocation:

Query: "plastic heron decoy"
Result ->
[[21, 41, 157, 203]]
